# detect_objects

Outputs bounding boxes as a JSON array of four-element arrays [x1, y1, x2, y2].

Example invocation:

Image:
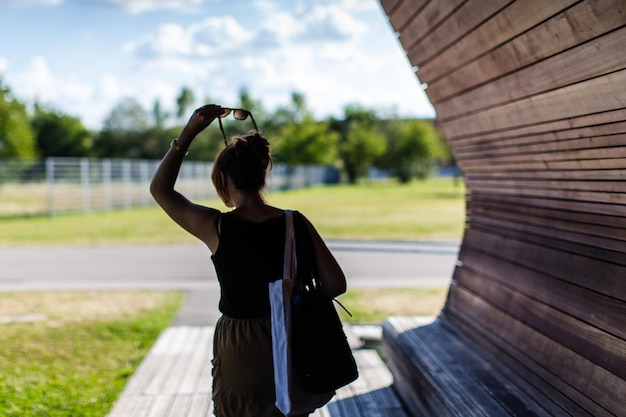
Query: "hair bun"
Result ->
[[212, 131, 272, 202], [234, 131, 270, 169]]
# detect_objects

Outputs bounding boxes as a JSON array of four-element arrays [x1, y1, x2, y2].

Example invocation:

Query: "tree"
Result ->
[[379, 119, 443, 182], [333, 106, 386, 183], [152, 98, 168, 128], [93, 97, 150, 158], [31, 104, 92, 157], [269, 92, 337, 165], [273, 116, 338, 165], [176, 87, 195, 121], [339, 122, 386, 183], [0, 80, 37, 158]]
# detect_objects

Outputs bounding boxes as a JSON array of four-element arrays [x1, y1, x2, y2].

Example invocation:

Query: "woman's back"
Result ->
[[211, 211, 286, 319]]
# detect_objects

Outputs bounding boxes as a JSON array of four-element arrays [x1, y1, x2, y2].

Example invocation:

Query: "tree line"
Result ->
[[0, 78, 453, 183]]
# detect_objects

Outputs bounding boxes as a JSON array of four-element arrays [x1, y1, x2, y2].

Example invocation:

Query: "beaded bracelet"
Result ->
[[170, 138, 189, 156]]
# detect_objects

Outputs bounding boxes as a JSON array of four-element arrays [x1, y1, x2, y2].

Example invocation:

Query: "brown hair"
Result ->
[[211, 131, 272, 205]]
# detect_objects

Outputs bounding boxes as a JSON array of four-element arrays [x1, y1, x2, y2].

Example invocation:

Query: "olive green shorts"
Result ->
[[212, 315, 284, 417]]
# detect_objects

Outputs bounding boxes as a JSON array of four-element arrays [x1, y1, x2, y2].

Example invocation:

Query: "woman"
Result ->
[[150, 104, 347, 417]]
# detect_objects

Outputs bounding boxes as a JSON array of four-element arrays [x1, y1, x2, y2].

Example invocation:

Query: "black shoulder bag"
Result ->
[[291, 212, 359, 394]]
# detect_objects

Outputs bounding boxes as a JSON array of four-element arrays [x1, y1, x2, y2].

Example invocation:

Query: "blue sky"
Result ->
[[0, 0, 435, 129]]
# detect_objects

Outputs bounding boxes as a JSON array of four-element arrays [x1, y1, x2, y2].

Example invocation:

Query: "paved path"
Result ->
[[0, 240, 459, 325], [0, 240, 458, 290]]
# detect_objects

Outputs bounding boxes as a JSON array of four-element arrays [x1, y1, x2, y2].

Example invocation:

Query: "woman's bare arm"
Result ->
[[301, 215, 347, 298], [150, 105, 224, 252]]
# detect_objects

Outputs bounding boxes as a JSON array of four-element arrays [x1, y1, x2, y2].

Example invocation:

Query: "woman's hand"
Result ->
[[179, 104, 225, 144]]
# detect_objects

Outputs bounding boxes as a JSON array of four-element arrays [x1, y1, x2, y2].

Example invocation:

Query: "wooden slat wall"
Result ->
[[380, 0, 626, 415]]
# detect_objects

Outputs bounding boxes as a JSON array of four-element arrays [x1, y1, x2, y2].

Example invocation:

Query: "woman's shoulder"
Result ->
[[228, 205, 285, 224]]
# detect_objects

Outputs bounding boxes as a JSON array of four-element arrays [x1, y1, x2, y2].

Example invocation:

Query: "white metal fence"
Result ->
[[0, 158, 337, 217]]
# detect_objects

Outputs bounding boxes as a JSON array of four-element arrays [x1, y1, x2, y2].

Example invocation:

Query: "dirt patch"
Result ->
[[0, 291, 181, 325], [366, 289, 447, 316]]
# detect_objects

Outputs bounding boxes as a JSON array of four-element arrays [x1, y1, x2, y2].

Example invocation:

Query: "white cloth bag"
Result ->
[[269, 210, 334, 416]]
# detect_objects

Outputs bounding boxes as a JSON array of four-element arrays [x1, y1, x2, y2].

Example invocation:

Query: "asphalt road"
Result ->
[[0, 240, 459, 325]]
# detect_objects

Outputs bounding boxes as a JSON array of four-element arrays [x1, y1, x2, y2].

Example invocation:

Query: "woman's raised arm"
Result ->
[[150, 104, 224, 252]]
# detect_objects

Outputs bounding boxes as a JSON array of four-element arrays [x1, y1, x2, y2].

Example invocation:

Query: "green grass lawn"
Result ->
[[0, 291, 183, 417], [0, 178, 466, 247]]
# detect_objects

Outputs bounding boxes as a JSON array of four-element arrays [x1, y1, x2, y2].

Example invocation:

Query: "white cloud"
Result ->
[[12, 57, 56, 101], [125, 17, 254, 65], [87, 0, 205, 14], [118, 2, 427, 122], [3, 0, 207, 13], [191, 17, 254, 50], [0, 56, 7, 75], [1, 0, 63, 5], [297, 5, 367, 42], [126, 23, 193, 59]]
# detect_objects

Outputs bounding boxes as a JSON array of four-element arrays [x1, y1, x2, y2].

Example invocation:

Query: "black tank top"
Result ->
[[211, 211, 287, 319]]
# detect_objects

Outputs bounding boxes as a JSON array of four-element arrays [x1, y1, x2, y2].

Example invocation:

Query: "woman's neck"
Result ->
[[231, 191, 282, 222]]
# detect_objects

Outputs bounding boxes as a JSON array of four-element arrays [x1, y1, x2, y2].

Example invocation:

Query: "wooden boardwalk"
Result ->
[[107, 325, 408, 417]]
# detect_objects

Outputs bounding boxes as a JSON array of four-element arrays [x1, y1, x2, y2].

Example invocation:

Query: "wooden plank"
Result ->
[[325, 347, 409, 417], [466, 183, 626, 205], [456, 121, 626, 162], [467, 177, 626, 194], [178, 327, 213, 394], [354, 350, 407, 416], [453, 267, 626, 380], [130, 395, 155, 417], [383, 319, 480, 417], [449, 108, 626, 145], [467, 198, 626, 240], [461, 228, 626, 298], [455, 129, 626, 159], [467, 193, 626, 224], [166, 395, 192, 417], [436, 27, 626, 116], [162, 328, 202, 394], [445, 286, 626, 417], [466, 168, 626, 181], [468, 211, 626, 252], [468, 190, 626, 217], [397, 0, 466, 54], [460, 157, 626, 173], [412, 0, 578, 82], [454, 247, 626, 339], [441, 311, 601, 417], [388, 0, 430, 32], [186, 393, 211, 417], [465, 218, 626, 272], [453, 120, 626, 152], [459, 143, 626, 166], [144, 327, 193, 395], [441, 70, 626, 138], [401, 0, 512, 70], [146, 394, 174, 417], [380, 0, 402, 15], [428, 0, 626, 104], [466, 217, 626, 270], [383, 318, 566, 416]]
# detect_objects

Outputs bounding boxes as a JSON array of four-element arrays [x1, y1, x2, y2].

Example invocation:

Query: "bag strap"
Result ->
[[283, 210, 296, 281]]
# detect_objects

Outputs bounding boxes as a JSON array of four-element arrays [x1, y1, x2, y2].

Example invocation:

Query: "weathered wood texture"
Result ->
[[381, 0, 626, 415], [107, 326, 407, 417]]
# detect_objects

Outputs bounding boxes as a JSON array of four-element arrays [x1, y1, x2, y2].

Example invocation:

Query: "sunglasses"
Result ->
[[218, 108, 258, 146]]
